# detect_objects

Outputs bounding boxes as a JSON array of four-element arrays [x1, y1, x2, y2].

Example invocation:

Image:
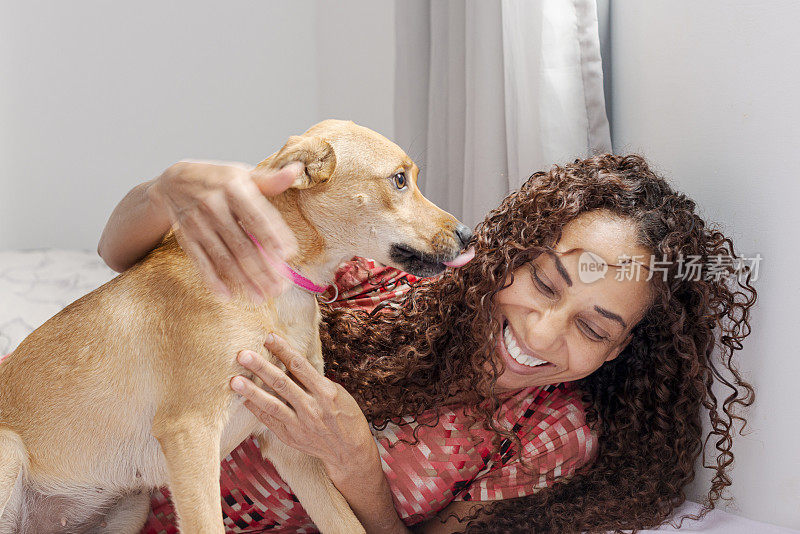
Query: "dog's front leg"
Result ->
[[262, 324, 364, 533], [260, 434, 365, 534], [153, 415, 225, 534]]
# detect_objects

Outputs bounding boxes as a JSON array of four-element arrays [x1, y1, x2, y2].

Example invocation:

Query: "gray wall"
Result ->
[[610, 0, 800, 528], [0, 0, 395, 250]]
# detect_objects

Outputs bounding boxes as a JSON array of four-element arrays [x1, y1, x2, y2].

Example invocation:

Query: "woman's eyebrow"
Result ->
[[594, 305, 627, 329], [550, 254, 574, 287]]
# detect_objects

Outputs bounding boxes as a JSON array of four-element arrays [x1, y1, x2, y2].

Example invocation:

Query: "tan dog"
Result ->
[[0, 119, 473, 533]]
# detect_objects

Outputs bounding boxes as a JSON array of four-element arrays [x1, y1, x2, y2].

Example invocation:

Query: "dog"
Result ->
[[0, 119, 473, 533]]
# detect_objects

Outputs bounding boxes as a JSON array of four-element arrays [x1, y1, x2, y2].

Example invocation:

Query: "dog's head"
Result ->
[[256, 119, 472, 278]]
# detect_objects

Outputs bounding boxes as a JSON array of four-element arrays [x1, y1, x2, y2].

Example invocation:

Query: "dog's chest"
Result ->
[[258, 285, 322, 358], [220, 286, 323, 454], [271, 285, 321, 332]]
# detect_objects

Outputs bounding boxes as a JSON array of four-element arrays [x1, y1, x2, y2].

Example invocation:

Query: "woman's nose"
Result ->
[[524, 311, 566, 358]]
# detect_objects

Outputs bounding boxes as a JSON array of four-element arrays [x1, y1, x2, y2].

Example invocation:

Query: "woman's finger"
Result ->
[[236, 350, 311, 409], [179, 208, 267, 303], [230, 375, 298, 425], [250, 163, 301, 196], [232, 168, 299, 260], [242, 400, 295, 444], [164, 197, 243, 300], [200, 193, 286, 297], [263, 334, 335, 399], [170, 221, 231, 301]]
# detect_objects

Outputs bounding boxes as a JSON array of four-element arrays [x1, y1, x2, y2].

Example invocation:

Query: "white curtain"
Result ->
[[395, 0, 611, 228]]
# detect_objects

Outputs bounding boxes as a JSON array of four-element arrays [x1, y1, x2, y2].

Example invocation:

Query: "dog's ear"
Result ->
[[256, 135, 336, 189]]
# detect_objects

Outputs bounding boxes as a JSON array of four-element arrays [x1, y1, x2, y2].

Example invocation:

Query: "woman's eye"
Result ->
[[530, 265, 556, 298], [392, 172, 407, 190], [577, 320, 606, 342]]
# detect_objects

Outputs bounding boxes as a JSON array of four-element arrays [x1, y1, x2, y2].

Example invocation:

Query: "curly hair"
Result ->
[[319, 154, 757, 533]]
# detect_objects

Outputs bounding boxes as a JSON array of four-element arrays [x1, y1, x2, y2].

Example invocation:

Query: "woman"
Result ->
[[97, 154, 756, 533]]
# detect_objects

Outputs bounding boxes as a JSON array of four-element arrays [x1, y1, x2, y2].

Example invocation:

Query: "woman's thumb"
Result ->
[[251, 162, 304, 197]]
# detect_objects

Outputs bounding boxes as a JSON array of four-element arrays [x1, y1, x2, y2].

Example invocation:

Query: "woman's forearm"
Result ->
[[97, 178, 170, 273], [326, 445, 411, 534]]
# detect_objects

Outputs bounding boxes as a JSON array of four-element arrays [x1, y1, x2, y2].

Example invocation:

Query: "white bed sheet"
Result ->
[[1, 249, 798, 533]]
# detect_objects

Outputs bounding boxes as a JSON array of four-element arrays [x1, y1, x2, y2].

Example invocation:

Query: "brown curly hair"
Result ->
[[319, 154, 757, 533]]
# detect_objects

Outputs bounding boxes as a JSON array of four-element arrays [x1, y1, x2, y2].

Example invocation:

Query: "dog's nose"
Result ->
[[454, 224, 473, 247]]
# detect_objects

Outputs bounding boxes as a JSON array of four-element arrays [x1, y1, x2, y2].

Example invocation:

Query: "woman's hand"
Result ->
[[146, 160, 302, 302], [230, 333, 377, 482]]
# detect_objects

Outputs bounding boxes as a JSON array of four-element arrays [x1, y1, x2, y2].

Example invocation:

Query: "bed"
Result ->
[[1, 249, 797, 534]]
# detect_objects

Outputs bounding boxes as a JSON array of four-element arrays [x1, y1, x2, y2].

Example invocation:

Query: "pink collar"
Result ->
[[246, 231, 338, 303]]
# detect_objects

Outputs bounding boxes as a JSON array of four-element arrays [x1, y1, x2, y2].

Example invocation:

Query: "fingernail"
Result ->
[[238, 351, 253, 365], [265, 333, 275, 344], [231, 376, 246, 392]]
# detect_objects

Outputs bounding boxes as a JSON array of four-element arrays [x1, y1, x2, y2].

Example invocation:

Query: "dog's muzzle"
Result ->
[[390, 225, 474, 277]]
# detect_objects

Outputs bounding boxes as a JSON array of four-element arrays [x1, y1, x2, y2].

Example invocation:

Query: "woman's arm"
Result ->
[[97, 177, 170, 273], [97, 160, 302, 301], [325, 439, 410, 534]]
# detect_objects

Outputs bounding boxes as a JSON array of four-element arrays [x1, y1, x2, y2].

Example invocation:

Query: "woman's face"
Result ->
[[491, 210, 654, 391]]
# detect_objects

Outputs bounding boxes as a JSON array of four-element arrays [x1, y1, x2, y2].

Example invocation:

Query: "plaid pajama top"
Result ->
[[0, 258, 598, 534]]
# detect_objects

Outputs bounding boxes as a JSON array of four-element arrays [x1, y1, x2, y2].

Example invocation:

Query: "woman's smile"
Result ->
[[496, 316, 556, 376]]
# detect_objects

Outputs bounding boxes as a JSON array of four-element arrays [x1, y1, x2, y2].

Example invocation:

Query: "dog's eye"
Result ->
[[392, 172, 407, 190]]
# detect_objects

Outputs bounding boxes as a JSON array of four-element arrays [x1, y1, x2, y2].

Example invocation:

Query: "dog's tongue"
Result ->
[[443, 247, 475, 268]]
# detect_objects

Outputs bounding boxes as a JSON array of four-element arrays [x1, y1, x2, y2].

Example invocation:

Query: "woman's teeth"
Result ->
[[503, 323, 549, 367]]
